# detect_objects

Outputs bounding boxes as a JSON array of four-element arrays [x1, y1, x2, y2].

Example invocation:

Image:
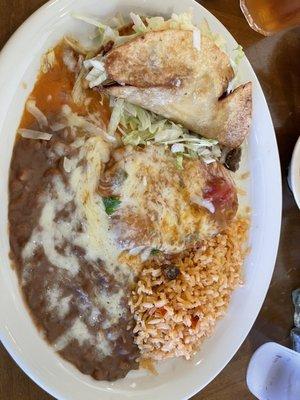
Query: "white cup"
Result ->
[[288, 136, 300, 209], [247, 342, 300, 400]]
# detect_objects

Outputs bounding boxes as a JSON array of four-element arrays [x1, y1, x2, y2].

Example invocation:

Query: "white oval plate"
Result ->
[[0, 0, 281, 399]]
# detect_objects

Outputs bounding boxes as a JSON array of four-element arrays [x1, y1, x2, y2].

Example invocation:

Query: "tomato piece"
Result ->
[[156, 307, 167, 317], [191, 316, 199, 329], [203, 177, 233, 209]]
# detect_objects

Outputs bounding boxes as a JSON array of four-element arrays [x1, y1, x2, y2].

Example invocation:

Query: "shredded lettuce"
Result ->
[[64, 36, 92, 55], [175, 154, 184, 170], [154, 124, 183, 142], [102, 25, 119, 43], [72, 67, 86, 105], [192, 27, 201, 51], [231, 44, 244, 72], [73, 12, 139, 49], [119, 103, 187, 146], [144, 11, 195, 32], [136, 107, 152, 131], [227, 45, 245, 92], [73, 13, 121, 48], [159, 136, 218, 146], [107, 98, 124, 135], [169, 11, 195, 30], [130, 12, 147, 33], [26, 100, 48, 128], [145, 16, 165, 30], [84, 55, 107, 87], [18, 128, 52, 141], [107, 99, 221, 164], [40, 49, 56, 73], [61, 105, 116, 143], [123, 101, 138, 117], [74, 10, 201, 51], [200, 19, 227, 51], [123, 129, 155, 146]]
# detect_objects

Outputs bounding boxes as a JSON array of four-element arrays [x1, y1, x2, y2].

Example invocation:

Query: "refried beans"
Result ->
[[8, 42, 139, 381]]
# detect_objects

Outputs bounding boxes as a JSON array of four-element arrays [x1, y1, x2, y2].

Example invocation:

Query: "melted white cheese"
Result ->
[[22, 136, 117, 273], [47, 286, 72, 319], [113, 146, 218, 253], [22, 134, 131, 354], [53, 318, 111, 356]]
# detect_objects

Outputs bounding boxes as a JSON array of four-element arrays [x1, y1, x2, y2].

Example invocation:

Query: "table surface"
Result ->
[[0, 0, 299, 399]]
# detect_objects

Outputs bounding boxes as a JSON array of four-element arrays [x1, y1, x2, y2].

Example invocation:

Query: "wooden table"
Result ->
[[0, 0, 299, 398]]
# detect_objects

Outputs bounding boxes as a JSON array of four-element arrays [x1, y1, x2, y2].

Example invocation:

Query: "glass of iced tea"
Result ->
[[240, 0, 300, 35]]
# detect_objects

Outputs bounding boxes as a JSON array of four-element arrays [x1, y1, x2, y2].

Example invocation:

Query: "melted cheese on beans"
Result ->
[[22, 135, 129, 354]]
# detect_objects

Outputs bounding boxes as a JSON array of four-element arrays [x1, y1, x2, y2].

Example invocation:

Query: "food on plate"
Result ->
[[130, 216, 249, 360], [104, 30, 252, 148], [100, 145, 238, 253], [8, 11, 250, 381]]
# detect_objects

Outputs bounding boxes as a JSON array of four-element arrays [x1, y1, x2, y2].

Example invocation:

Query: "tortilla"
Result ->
[[99, 145, 238, 253], [104, 29, 252, 148]]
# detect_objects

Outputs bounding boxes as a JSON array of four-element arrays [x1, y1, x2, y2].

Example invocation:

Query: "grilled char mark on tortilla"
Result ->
[[99, 146, 238, 253], [103, 29, 252, 148]]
